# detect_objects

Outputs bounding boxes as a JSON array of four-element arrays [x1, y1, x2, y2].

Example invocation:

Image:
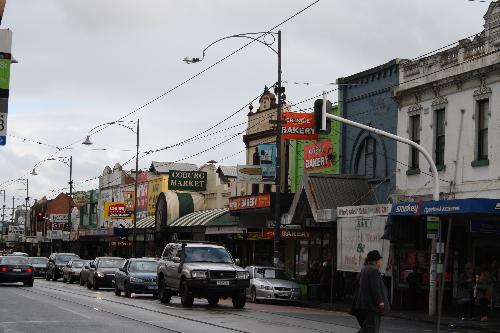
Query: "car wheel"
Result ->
[[69, 277, 74, 284], [23, 279, 34, 287], [45, 271, 50, 281], [86, 280, 92, 290], [250, 287, 259, 303], [114, 284, 121, 296], [92, 279, 99, 290], [152, 293, 158, 299], [232, 293, 246, 309], [80, 278, 85, 286], [124, 283, 131, 298], [180, 282, 194, 308], [158, 278, 171, 304], [207, 296, 219, 307], [51, 271, 57, 281], [63, 276, 67, 283]]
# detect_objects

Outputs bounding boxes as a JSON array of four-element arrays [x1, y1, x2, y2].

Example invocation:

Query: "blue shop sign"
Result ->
[[391, 198, 500, 216], [470, 220, 500, 235]]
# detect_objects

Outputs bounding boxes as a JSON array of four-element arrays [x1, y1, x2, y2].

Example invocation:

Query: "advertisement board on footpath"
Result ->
[[336, 204, 392, 273]]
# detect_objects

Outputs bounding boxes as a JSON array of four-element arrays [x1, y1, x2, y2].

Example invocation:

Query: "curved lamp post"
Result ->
[[184, 31, 284, 267], [82, 120, 140, 258]]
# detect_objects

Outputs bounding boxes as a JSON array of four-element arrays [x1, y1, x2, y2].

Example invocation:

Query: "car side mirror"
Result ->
[[172, 257, 181, 264], [234, 258, 241, 266], [90, 263, 95, 268]]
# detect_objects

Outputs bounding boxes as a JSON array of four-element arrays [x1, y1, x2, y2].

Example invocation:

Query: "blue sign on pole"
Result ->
[[258, 144, 276, 180], [0, 135, 5, 146]]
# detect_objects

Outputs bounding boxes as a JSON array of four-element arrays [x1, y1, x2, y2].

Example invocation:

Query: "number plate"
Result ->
[[147, 285, 158, 290], [12, 269, 21, 272], [216, 280, 230, 286]]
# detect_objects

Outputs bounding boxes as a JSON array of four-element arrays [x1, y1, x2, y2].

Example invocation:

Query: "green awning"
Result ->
[[169, 208, 231, 227], [135, 215, 155, 229]]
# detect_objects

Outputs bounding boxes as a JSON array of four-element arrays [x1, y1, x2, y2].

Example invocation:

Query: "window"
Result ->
[[477, 99, 489, 160], [410, 115, 420, 169], [435, 109, 445, 166], [365, 137, 376, 178]]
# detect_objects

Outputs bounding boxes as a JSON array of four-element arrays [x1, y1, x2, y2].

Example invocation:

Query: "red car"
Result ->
[[0, 256, 34, 286]]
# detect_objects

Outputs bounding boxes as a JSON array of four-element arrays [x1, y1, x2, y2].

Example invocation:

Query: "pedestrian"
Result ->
[[457, 263, 474, 320], [351, 250, 389, 333], [475, 266, 493, 322], [406, 265, 422, 310], [320, 261, 332, 301]]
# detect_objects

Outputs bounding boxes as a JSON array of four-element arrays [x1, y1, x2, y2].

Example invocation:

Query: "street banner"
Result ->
[[258, 144, 276, 180], [237, 165, 263, 183], [337, 204, 391, 272], [229, 193, 271, 211], [262, 228, 311, 239], [122, 191, 134, 210], [104, 202, 133, 219], [304, 140, 333, 171], [168, 170, 207, 191], [137, 172, 148, 219], [281, 112, 318, 140]]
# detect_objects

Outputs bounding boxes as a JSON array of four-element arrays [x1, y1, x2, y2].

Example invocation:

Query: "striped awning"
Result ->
[[169, 208, 230, 227], [135, 215, 155, 229]]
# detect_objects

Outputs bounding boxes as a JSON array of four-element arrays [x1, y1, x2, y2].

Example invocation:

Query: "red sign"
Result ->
[[228, 193, 271, 211], [104, 202, 133, 219], [262, 228, 311, 239], [281, 112, 318, 140], [304, 140, 333, 171]]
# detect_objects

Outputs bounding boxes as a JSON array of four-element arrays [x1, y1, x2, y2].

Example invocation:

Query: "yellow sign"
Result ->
[[147, 176, 169, 216], [104, 202, 133, 219]]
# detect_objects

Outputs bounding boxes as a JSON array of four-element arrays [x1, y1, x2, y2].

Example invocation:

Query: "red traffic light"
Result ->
[[35, 211, 45, 221]]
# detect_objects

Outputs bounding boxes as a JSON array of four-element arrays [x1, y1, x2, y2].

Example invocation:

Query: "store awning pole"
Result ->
[[437, 216, 453, 333]]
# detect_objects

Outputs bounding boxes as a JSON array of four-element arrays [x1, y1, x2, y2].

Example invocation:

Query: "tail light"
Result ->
[[26, 267, 33, 273], [0, 267, 7, 272]]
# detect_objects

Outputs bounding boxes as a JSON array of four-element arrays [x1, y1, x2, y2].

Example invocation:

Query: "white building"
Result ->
[[394, 2, 500, 200]]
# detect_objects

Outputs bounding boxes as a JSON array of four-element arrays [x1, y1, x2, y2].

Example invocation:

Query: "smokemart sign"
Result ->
[[168, 170, 207, 191]]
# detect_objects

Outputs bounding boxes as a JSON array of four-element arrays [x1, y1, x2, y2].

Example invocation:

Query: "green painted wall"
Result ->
[[289, 105, 340, 193]]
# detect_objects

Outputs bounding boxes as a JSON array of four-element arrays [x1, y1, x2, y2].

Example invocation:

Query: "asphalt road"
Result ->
[[0, 279, 479, 333]]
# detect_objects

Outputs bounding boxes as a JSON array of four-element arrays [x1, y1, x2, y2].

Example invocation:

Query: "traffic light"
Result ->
[[35, 211, 45, 222], [313, 99, 332, 135]]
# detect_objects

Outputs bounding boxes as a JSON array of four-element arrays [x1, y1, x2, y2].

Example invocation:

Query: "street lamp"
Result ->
[[185, 31, 284, 267], [82, 119, 140, 258], [15, 178, 32, 232]]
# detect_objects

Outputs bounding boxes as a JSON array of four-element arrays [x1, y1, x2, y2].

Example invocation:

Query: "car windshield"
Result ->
[[71, 261, 85, 268], [128, 261, 157, 272], [1, 256, 28, 265], [28, 258, 48, 265], [99, 259, 125, 268], [55, 255, 79, 264], [183, 247, 233, 264], [254, 268, 289, 280]]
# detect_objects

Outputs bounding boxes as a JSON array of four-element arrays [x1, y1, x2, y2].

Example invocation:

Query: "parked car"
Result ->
[[0, 256, 34, 286], [45, 253, 80, 281], [79, 260, 93, 286], [245, 266, 301, 303], [157, 242, 249, 308], [114, 258, 158, 298], [27, 257, 49, 277], [63, 259, 90, 284], [8, 252, 29, 257], [87, 257, 125, 290]]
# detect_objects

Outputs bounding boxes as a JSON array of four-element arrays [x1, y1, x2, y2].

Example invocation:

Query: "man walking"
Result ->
[[352, 250, 389, 333]]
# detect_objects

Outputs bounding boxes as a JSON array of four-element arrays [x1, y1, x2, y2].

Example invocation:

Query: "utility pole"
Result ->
[[132, 119, 140, 258], [11, 196, 14, 223], [68, 156, 73, 235], [273, 30, 282, 268], [25, 178, 29, 229]]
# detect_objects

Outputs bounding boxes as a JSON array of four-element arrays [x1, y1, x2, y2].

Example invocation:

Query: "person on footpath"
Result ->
[[457, 263, 475, 320], [351, 250, 390, 333], [476, 266, 494, 322]]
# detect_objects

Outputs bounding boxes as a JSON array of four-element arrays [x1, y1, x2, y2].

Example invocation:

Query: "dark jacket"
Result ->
[[354, 264, 390, 312]]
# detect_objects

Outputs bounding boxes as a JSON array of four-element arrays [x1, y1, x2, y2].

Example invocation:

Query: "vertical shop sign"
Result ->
[[258, 144, 276, 180]]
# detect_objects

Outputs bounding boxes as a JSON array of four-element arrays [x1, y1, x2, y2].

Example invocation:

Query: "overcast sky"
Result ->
[[0, 0, 491, 209]]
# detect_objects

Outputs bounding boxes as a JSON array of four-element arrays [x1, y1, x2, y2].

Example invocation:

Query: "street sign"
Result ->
[[427, 216, 440, 239], [168, 170, 207, 191]]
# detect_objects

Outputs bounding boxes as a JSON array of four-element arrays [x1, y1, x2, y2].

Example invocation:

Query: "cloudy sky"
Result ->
[[0, 0, 491, 210]]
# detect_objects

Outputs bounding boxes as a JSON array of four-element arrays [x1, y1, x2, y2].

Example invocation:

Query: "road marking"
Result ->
[[1, 320, 87, 324]]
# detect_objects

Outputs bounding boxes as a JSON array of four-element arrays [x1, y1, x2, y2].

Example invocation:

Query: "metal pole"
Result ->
[[68, 156, 73, 235], [273, 30, 282, 268], [437, 216, 453, 333], [132, 119, 139, 258], [25, 179, 29, 228], [322, 95, 441, 316], [11, 196, 14, 223]]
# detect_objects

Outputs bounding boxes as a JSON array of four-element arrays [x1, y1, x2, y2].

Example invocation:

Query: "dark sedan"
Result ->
[[63, 259, 89, 284], [0, 256, 34, 286], [114, 258, 158, 298], [27, 257, 48, 278], [87, 257, 125, 290]]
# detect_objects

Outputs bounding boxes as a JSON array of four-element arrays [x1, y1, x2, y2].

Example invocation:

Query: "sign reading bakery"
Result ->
[[304, 140, 333, 171], [228, 193, 271, 211], [104, 202, 133, 219], [281, 112, 318, 140], [262, 228, 311, 239]]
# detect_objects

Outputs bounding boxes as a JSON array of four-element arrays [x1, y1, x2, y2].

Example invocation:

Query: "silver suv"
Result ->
[[157, 242, 249, 308]]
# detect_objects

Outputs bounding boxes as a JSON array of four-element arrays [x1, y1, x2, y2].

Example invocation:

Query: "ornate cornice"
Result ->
[[431, 96, 448, 107], [473, 75, 492, 97]]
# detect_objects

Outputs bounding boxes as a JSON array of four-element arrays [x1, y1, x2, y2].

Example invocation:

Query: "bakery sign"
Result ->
[[281, 112, 318, 140], [262, 228, 311, 239], [228, 193, 271, 211], [104, 202, 133, 219], [304, 140, 334, 171]]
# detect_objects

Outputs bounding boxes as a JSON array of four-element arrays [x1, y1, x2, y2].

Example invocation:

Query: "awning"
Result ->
[[169, 208, 231, 227], [135, 215, 155, 229], [390, 198, 500, 216]]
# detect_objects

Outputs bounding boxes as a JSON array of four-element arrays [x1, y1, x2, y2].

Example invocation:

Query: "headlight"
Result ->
[[97, 272, 105, 278], [236, 271, 250, 280], [191, 270, 207, 279], [259, 284, 272, 290], [129, 277, 143, 283], [292, 288, 300, 292]]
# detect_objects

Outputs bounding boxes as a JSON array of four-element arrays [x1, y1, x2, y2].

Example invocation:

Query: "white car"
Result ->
[[245, 266, 301, 304]]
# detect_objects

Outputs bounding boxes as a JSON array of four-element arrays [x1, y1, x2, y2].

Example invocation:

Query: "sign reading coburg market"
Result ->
[[228, 193, 271, 211], [281, 112, 318, 140], [168, 170, 207, 191], [104, 202, 133, 219]]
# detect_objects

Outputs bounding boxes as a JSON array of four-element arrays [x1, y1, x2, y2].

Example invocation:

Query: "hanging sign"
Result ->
[[258, 144, 277, 180], [168, 170, 207, 191], [304, 140, 334, 171], [104, 202, 133, 219], [122, 191, 135, 210], [228, 193, 271, 211], [237, 165, 263, 183], [73, 191, 89, 207], [281, 112, 318, 140]]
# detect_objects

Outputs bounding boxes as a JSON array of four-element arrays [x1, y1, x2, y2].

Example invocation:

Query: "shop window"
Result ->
[[477, 99, 489, 161], [434, 109, 445, 167], [409, 114, 420, 170]]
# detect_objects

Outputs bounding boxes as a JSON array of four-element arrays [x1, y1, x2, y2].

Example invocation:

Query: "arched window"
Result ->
[[354, 136, 377, 178]]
